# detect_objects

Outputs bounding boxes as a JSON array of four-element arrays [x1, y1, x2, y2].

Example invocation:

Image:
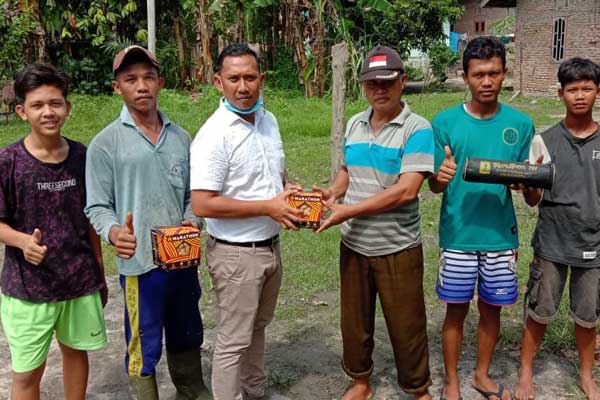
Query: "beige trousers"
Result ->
[[206, 236, 282, 400]]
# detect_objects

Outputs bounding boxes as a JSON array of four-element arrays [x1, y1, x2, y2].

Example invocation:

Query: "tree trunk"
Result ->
[[312, 17, 326, 97], [174, 12, 189, 86], [235, 2, 244, 42], [19, 0, 46, 62], [193, 0, 213, 84], [288, 0, 312, 97], [307, 0, 331, 98]]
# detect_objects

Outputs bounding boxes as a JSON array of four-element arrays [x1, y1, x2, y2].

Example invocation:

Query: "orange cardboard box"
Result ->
[[287, 192, 323, 228], [151, 226, 201, 270]]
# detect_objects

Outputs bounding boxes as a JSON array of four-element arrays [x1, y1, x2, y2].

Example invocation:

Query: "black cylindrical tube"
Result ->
[[463, 158, 554, 189]]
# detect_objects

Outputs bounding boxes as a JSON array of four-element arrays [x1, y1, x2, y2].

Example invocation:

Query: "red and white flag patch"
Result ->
[[369, 55, 387, 68]]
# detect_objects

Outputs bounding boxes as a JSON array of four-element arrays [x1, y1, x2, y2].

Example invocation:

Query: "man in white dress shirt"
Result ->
[[190, 43, 301, 400]]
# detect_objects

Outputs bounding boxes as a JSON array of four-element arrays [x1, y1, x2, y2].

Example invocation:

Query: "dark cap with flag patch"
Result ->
[[359, 46, 404, 82]]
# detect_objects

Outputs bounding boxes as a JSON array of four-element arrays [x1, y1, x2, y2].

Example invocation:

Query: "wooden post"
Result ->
[[330, 42, 349, 180]]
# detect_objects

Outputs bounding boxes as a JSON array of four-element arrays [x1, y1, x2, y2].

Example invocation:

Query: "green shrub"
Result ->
[[61, 56, 112, 95], [428, 41, 459, 83], [404, 65, 425, 82], [265, 45, 301, 91], [0, 10, 37, 81]]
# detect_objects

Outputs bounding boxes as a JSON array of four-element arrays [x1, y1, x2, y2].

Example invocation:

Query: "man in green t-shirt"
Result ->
[[429, 37, 535, 400]]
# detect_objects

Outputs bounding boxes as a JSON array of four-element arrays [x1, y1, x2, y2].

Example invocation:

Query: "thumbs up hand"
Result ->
[[23, 228, 48, 266], [436, 145, 457, 184], [108, 212, 137, 259]]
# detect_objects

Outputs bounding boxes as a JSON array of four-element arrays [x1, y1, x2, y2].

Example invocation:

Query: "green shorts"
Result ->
[[0, 292, 107, 373]]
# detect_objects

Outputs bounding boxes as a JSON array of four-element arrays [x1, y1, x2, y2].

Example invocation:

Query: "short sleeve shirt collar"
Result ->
[[356, 101, 412, 127], [119, 105, 171, 129], [216, 97, 266, 128]]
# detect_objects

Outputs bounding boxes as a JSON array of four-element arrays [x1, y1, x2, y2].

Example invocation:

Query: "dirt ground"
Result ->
[[0, 244, 593, 400]]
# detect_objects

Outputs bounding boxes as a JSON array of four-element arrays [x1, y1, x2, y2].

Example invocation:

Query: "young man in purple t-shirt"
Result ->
[[0, 64, 107, 400]]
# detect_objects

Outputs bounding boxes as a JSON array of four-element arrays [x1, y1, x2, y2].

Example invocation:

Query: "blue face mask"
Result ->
[[223, 98, 264, 115]]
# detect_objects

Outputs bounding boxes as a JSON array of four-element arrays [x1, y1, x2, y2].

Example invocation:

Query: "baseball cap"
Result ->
[[112, 45, 159, 73], [359, 46, 404, 82]]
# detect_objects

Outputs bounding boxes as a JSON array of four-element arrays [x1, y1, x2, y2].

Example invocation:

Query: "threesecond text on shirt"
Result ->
[[37, 179, 77, 192]]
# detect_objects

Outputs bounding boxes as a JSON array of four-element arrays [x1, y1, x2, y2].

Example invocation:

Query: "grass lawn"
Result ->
[[0, 87, 577, 349]]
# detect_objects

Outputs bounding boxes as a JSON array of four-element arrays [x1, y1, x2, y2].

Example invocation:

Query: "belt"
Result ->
[[210, 234, 279, 248]]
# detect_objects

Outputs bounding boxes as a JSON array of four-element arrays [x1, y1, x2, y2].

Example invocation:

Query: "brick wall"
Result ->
[[454, 0, 515, 36], [514, 0, 600, 97]]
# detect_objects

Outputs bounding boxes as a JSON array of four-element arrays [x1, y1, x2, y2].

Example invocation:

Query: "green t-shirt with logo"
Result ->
[[433, 103, 535, 251]]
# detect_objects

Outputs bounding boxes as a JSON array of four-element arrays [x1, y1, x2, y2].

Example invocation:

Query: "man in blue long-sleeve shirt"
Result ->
[[85, 45, 210, 400]]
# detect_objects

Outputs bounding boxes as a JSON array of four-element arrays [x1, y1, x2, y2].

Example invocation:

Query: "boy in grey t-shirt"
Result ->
[[515, 58, 600, 400]]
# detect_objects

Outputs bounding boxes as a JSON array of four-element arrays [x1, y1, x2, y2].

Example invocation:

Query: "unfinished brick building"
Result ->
[[483, 0, 600, 97], [454, 0, 515, 37]]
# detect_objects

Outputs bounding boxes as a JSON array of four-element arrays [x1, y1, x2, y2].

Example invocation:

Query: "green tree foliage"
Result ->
[[490, 15, 515, 36], [336, 0, 463, 56], [333, 0, 462, 97], [2, 0, 464, 94], [43, 0, 142, 45], [428, 41, 459, 83], [0, 3, 38, 80]]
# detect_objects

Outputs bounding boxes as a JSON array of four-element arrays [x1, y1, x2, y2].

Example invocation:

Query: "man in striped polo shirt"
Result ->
[[317, 46, 434, 400]]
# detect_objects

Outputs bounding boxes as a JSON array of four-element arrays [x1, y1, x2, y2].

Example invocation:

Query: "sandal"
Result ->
[[472, 383, 510, 400]]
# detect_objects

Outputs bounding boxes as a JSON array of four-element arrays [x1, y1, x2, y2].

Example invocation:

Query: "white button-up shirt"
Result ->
[[190, 99, 284, 242]]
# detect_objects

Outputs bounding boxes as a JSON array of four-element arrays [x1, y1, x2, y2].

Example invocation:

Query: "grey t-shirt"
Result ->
[[529, 122, 600, 267]]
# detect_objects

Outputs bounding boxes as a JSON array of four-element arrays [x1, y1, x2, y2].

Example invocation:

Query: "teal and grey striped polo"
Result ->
[[341, 102, 434, 256]]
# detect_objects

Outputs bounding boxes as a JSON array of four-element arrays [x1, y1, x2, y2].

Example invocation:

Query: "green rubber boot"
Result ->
[[167, 348, 212, 400], [128, 375, 159, 400]]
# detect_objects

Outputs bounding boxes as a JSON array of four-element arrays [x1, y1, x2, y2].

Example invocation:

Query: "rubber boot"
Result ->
[[128, 375, 159, 400], [167, 348, 212, 400]]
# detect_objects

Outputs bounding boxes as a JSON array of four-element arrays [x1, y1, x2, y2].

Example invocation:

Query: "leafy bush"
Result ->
[[404, 65, 425, 82], [156, 40, 183, 89], [265, 45, 302, 91], [0, 9, 37, 81], [61, 56, 112, 95], [490, 16, 515, 36], [428, 41, 459, 83]]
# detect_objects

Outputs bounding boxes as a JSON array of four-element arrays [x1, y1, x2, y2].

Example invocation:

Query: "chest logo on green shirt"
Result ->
[[502, 128, 519, 145]]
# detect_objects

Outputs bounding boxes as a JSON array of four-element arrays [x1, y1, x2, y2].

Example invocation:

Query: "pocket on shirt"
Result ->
[[167, 156, 187, 189]]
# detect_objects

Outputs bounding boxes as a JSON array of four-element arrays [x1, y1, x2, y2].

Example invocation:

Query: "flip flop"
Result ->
[[472, 383, 510, 400], [440, 386, 463, 400]]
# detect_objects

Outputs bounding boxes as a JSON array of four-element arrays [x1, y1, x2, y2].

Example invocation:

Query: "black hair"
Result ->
[[557, 57, 600, 87], [14, 63, 69, 105], [462, 36, 506, 74], [214, 43, 260, 73]]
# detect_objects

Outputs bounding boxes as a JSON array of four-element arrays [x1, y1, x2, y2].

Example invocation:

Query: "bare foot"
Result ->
[[342, 378, 372, 400], [579, 376, 600, 400], [472, 374, 511, 400], [441, 383, 462, 400], [514, 368, 535, 400], [414, 390, 432, 400]]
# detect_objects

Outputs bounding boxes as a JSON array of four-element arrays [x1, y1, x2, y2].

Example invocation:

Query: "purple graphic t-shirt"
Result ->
[[0, 138, 104, 302]]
